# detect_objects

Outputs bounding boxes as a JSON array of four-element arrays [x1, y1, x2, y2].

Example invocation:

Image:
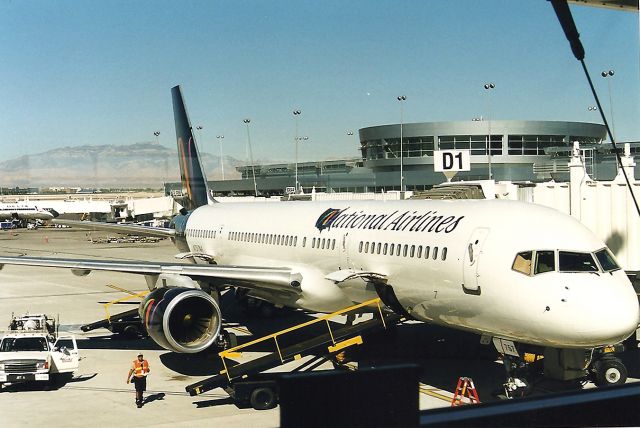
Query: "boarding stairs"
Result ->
[[185, 297, 402, 396]]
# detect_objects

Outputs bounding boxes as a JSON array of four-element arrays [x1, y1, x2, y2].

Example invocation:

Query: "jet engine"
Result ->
[[139, 287, 222, 353]]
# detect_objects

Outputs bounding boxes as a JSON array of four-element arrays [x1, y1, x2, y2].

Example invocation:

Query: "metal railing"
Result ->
[[218, 297, 388, 381]]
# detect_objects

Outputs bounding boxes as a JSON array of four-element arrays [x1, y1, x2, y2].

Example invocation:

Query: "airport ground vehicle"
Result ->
[[0, 314, 79, 387], [187, 298, 401, 410]]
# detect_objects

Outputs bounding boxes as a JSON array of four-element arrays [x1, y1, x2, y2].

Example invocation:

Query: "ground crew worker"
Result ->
[[127, 352, 150, 408]]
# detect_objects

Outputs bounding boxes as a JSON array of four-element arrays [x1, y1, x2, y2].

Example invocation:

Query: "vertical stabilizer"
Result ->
[[172, 85, 215, 209]]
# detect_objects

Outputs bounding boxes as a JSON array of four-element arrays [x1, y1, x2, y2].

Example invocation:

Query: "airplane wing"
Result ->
[[53, 219, 175, 238], [0, 256, 302, 296], [568, 0, 638, 12]]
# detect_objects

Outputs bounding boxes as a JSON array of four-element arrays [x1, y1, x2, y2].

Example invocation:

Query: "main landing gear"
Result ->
[[215, 329, 238, 351]]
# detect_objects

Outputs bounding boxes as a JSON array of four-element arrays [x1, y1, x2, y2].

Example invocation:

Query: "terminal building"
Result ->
[[165, 119, 638, 196]]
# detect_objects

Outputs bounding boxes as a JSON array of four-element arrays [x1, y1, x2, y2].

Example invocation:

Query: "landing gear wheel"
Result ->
[[594, 358, 627, 387], [215, 330, 238, 351], [122, 324, 140, 339], [250, 387, 277, 410]]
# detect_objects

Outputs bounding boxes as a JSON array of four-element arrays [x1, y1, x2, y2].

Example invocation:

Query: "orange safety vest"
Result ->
[[132, 359, 149, 377]]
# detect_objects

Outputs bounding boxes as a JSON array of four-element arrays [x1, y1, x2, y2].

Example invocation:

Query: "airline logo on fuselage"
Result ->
[[315, 207, 464, 233]]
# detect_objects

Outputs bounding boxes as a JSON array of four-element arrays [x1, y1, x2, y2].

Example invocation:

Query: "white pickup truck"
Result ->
[[0, 314, 79, 387]]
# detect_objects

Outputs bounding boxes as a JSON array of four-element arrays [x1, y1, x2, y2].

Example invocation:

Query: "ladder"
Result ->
[[451, 377, 480, 406], [186, 297, 402, 396]]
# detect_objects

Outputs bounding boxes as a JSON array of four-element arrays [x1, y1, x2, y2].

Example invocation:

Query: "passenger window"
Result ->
[[322, 238, 326, 249], [376, 243, 381, 254], [424, 246, 430, 259], [371, 242, 376, 254], [410, 245, 415, 258], [390, 244, 394, 255], [365, 242, 370, 253], [417, 246, 422, 258], [559, 251, 599, 272], [595, 248, 620, 272], [433, 247, 438, 260], [359, 241, 363, 253], [441, 247, 447, 261], [383, 243, 388, 255], [313, 238, 316, 248], [302, 237, 306, 247], [295, 237, 298, 247], [332, 239, 336, 250], [512, 251, 533, 275], [396, 244, 401, 256], [535, 251, 555, 274]]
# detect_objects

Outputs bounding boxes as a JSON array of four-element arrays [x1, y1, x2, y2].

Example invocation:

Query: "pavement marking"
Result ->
[[61, 385, 224, 398], [104, 283, 141, 295], [419, 384, 454, 402]]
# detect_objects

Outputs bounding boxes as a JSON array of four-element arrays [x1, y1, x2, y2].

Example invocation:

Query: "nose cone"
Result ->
[[573, 278, 640, 347]]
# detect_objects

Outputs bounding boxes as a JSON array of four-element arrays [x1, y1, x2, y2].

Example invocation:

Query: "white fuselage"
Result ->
[[0, 204, 55, 221], [182, 199, 639, 349]]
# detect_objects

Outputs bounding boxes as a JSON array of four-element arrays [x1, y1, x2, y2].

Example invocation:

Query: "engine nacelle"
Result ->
[[139, 287, 222, 353]]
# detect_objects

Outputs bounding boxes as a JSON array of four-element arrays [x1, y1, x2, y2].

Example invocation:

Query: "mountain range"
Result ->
[[0, 142, 244, 188]]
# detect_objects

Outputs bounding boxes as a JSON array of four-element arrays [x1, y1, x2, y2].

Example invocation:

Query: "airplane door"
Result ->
[[462, 227, 490, 294], [340, 233, 353, 269]]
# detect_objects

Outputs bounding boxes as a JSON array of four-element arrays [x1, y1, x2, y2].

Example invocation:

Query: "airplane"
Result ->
[[0, 85, 637, 393], [0, 202, 59, 225]]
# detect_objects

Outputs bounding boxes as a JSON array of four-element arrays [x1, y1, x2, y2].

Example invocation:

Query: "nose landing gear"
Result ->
[[590, 354, 627, 387]]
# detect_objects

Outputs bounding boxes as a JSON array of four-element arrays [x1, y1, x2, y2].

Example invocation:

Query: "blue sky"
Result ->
[[0, 0, 638, 163]]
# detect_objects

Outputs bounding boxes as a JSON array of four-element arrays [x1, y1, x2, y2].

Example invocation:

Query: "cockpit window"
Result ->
[[595, 248, 620, 272], [559, 251, 599, 272], [535, 251, 555, 274], [512, 251, 532, 275]]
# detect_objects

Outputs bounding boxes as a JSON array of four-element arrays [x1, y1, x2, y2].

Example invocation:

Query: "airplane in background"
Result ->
[[0, 202, 59, 226], [0, 85, 637, 393]]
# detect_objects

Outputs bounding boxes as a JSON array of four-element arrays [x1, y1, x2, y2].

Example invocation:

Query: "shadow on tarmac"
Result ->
[[193, 397, 236, 408], [74, 290, 640, 403], [143, 392, 166, 405], [0, 372, 97, 393]]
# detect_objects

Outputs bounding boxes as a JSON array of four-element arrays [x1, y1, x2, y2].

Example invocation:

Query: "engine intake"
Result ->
[[140, 287, 222, 353]]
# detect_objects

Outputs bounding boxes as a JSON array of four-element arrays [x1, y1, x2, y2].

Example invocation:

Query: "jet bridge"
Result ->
[[185, 298, 403, 409]]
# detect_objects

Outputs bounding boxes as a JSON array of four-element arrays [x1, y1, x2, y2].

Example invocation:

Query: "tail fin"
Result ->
[[171, 85, 216, 210]]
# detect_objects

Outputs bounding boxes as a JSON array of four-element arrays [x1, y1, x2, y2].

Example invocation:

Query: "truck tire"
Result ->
[[250, 387, 277, 410], [595, 358, 627, 387]]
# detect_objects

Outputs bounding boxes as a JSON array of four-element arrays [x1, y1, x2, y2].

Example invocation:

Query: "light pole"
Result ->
[[601, 70, 616, 140], [243, 119, 258, 197], [293, 109, 302, 191], [153, 131, 160, 144], [483, 83, 495, 180], [397, 96, 406, 192], [346, 131, 354, 157], [196, 125, 203, 143], [216, 135, 225, 180]]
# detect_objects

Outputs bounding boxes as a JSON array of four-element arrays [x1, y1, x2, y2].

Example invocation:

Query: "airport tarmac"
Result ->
[[0, 228, 637, 427]]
